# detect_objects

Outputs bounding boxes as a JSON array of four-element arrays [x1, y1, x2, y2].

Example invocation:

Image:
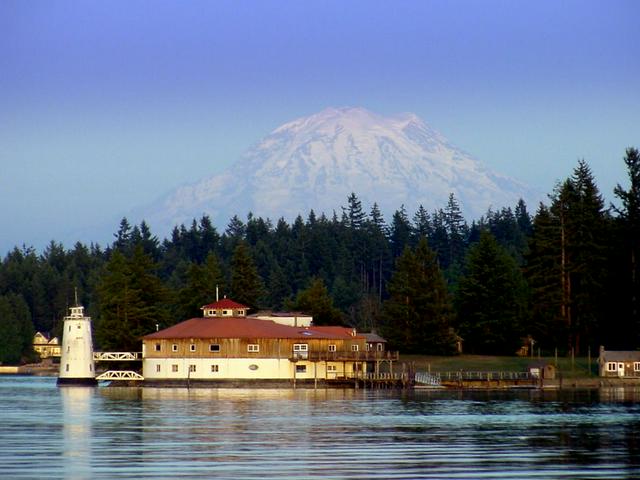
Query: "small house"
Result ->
[[528, 362, 556, 380], [598, 346, 640, 378], [33, 332, 61, 358]]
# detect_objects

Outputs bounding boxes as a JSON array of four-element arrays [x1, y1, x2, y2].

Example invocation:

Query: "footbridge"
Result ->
[[93, 351, 143, 382]]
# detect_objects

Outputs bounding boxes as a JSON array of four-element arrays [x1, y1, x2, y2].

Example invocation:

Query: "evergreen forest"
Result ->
[[1, 149, 639, 363]]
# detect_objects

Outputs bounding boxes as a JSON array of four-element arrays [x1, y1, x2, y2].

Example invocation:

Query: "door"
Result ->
[[618, 362, 625, 378]]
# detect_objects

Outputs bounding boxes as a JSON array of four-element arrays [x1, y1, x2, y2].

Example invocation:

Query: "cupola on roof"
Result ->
[[200, 298, 249, 318]]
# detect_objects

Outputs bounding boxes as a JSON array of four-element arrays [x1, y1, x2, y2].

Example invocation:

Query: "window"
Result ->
[[172, 364, 179, 372], [189, 365, 196, 373], [607, 362, 617, 372], [328, 345, 337, 352], [377, 343, 384, 351], [155, 343, 161, 351], [209, 344, 220, 352], [65, 364, 69, 372], [296, 364, 307, 373], [211, 364, 219, 372], [293, 344, 308, 359], [190, 344, 196, 352], [327, 365, 337, 372], [222, 310, 229, 315], [634, 362, 640, 372], [172, 344, 178, 352], [351, 345, 359, 352], [68, 326, 71, 332], [248, 344, 259, 352], [89, 364, 92, 372], [77, 324, 81, 329], [156, 364, 161, 373]]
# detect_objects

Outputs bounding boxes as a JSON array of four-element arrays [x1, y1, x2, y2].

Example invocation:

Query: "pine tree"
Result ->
[[613, 147, 640, 342], [0, 293, 34, 364], [229, 242, 264, 309], [381, 238, 456, 354], [96, 246, 169, 351], [525, 204, 565, 349], [390, 205, 411, 259], [343, 192, 366, 230], [456, 230, 527, 355], [525, 163, 609, 355], [113, 217, 133, 254], [288, 277, 343, 326], [567, 160, 608, 352], [177, 252, 226, 319], [412, 205, 431, 244]]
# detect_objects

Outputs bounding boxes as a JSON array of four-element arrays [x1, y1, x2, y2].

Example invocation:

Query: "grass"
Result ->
[[400, 354, 598, 379]]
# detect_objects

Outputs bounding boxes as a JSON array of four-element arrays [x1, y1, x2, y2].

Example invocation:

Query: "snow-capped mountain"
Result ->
[[142, 107, 538, 231]]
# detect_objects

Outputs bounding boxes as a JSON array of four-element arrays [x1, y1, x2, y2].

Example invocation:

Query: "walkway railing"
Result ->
[[96, 370, 144, 381], [94, 352, 141, 361], [414, 372, 442, 386]]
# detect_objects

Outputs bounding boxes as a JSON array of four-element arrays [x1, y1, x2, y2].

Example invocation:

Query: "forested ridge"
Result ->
[[1, 149, 638, 363]]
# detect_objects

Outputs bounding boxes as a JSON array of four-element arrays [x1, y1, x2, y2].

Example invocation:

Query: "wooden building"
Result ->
[[141, 299, 396, 384], [598, 346, 640, 378]]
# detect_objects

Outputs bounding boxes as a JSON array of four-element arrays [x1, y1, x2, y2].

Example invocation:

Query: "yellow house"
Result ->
[[141, 299, 395, 385], [33, 332, 61, 358]]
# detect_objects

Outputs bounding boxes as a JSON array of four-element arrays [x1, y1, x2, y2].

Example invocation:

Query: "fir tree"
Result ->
[[0, 293, 34, 364], [288, 277, 343, 326], [381, 238, 456, 354], [390, 205, 411, 258], [96, 246, 169, 351], [613, 147, 640, 342], [456, 230, 527, 355], [229, 242, 264, 309], [177, 252, 226, 319]]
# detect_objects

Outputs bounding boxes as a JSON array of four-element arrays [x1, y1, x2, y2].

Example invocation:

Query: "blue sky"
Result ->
[[1, 0, 638, 253]]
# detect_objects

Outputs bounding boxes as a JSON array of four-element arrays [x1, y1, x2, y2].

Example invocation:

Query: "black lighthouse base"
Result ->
[[57, 377, 98, 386]]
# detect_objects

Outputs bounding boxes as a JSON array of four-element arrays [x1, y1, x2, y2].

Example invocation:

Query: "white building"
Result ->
[[57, 305, 96, 386]]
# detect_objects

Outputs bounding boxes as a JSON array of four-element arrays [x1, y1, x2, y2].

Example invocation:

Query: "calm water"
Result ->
[[1, 377, 640, 479]]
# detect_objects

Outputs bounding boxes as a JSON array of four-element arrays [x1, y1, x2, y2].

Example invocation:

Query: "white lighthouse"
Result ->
[[57, 303, 97, 386]]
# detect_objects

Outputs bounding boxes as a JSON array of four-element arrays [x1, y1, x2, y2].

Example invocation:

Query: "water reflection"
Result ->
[[3, 378, 640, 479], [61, 387, 92, 479]]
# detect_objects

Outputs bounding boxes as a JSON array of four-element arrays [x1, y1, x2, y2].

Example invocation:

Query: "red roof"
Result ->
[[201, 298, 248, 310], [143, 317, 360, 341]]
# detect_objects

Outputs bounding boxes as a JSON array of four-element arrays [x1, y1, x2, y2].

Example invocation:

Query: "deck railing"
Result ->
[[437, 371, 533, 381], [302, 351, 400, 362]]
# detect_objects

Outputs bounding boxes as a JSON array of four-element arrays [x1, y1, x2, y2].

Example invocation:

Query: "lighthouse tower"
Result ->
[[57, 302, 97, 386]]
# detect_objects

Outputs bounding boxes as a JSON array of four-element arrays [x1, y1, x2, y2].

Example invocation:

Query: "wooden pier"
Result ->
[[435, 371, 537, 388]]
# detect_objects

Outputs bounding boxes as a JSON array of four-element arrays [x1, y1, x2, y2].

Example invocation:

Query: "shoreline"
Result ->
[[4, 365, 640, 390]]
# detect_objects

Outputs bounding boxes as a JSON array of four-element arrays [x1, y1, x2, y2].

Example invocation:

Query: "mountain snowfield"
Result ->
[[142, 107, 539, 232]]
